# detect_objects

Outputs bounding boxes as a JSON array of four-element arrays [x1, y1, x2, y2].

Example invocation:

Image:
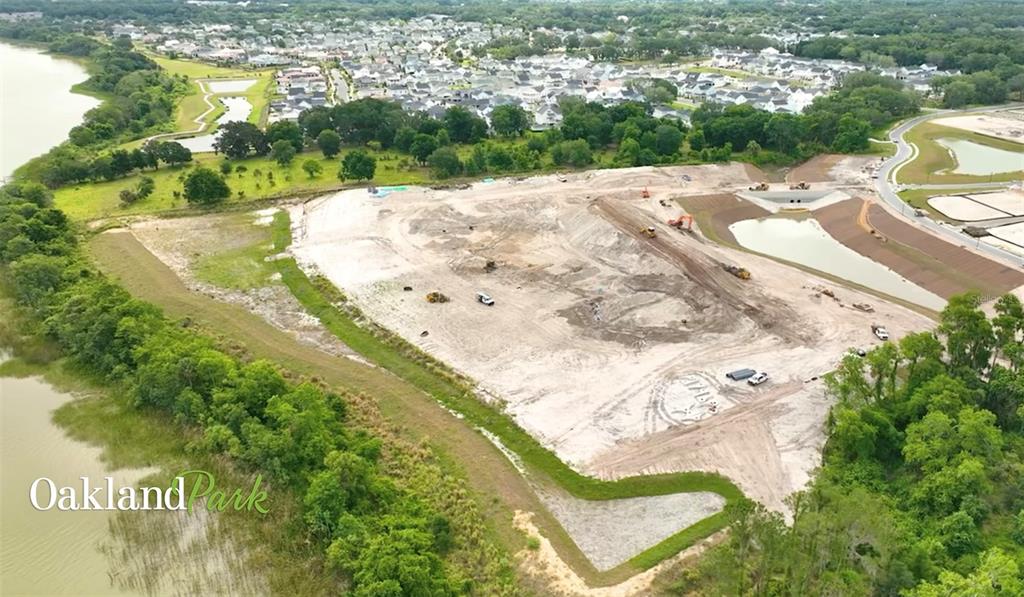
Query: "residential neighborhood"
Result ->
[[116, 15, 956, 127]]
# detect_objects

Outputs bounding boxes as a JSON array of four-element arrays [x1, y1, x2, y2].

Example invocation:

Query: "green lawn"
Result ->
[[54, 151, 433, 221], [684, 65, 758, 80], [54, 139, 624, 221], [897, 121, 1024, 185], [150, 55, 264, 80]]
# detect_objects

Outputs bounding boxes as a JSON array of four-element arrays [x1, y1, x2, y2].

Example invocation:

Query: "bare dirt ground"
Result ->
[[935, 112, 1024, 145], [126, 211, 362, 361], [290, 165, 934, 512], [787, 154, 882, 186], [787, 154, 844, 183], [816, 199, 1024, 299]]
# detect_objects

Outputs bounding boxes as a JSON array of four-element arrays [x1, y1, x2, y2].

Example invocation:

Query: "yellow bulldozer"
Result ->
[[748, 182, 769, 191], [722, 264, 751, 280], [639, 226, 657, 238], [789, 181, 810, 190], [426, 291, 450, 303]]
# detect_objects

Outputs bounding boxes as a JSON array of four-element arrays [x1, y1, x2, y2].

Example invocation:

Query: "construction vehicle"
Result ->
[[722, 264, 751, 280], [641, 187, 651, 198], [640, 226, 657, 238], [426, 291, 450, 303], [748, 182, 769, 191], [789, 181, 810, 190], [667, 214, 694, 231]]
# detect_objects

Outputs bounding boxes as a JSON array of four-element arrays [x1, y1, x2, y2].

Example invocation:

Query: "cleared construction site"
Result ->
[[288, 164, 941, 511]]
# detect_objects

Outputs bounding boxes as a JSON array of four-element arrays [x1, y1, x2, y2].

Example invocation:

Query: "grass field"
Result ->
[[54, 140, 621, 221], [54, 151, 432, 220], [683, 65, 758, 80], [897, 121, 1024, 185]]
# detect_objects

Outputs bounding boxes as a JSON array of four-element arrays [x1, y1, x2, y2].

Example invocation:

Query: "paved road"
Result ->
[[873, 104, 1024, 267]]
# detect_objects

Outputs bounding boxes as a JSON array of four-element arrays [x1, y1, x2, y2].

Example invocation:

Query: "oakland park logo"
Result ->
[[29, 470, 269, 514]]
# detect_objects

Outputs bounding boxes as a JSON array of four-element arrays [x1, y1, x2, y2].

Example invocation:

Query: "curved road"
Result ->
[[873, 103, 1024, 267]]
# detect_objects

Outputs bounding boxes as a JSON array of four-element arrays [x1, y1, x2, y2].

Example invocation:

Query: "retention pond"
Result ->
[[729, 217, 946, 310]]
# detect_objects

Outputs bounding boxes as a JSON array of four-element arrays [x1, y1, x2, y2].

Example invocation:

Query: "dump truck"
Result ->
[[640, 226, 657, 238], [426, 291, 450, 303], [723, 264, 751, 280], [789, 181, 810, 190], [748, 182, 769, 191]]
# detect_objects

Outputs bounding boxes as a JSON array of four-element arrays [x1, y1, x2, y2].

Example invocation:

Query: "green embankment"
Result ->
[[897, 121, 1024, 185]]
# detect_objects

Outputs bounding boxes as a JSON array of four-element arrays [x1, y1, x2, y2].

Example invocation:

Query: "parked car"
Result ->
[[872, 325, 890, 341], [748, 372, 769, 386], [476, 291, 495, 306]]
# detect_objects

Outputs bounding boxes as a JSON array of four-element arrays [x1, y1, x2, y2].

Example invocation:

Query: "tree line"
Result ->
[[0, 180, 470, 595]]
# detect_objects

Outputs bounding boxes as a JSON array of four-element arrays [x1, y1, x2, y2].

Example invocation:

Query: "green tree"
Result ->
[[942, 81, 977, 108], [831, 114, 870, 153], [654, 125, 683, 156], [907, 548, 1021, 597], [427, 147, 462, 178], [302, 159, 324, 179], [214, 122, 269, 159], [183, 167, 230, 205], [443, 106, 487, 144], [490, 104, 531, 137], [410, 134, 439, 164], [266, 120, 305, 152], [316, 129, 341, 158], [339, 151, 376, 181], [272, 139, 297, 166]]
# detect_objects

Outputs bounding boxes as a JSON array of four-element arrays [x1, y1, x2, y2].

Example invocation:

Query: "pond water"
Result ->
[[206, 79, 256, 94], [729, 217, 946, 310], [177, 96, 253, 153], [0, 374, 155, 595], [0, 42, 100, 178], [936, 138, 1024, 176]]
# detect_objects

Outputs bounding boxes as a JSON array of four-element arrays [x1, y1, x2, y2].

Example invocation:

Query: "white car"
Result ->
[[747, 372, 769, 386], [476, 292, 495, 306], [873, 326, 890, 341]]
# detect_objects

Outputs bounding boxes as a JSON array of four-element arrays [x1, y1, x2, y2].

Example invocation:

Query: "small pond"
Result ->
[[935, 138, 1024, 176], [729, 217, 946, 310], [177, 96, 253, 153], [205, 79, 256, 94]]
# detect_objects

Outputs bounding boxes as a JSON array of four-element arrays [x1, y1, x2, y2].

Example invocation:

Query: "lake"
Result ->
[[0, 374, 154, 595], [936, 138, 1024, 176], [729, 217, 946, 310], [0, 42, 100, 178]]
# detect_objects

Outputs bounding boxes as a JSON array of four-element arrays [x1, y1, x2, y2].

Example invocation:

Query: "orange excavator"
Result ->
[[667, 214, 693, 231]]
